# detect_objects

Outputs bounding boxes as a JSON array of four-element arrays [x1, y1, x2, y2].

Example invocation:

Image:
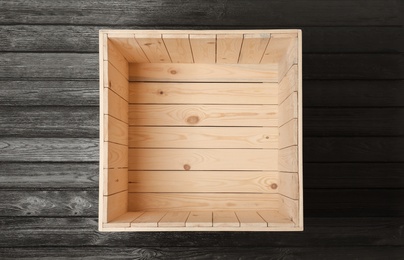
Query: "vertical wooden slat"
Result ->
[[279, 172, 299, 200], [213, 211, 240, 227], [104, 212, 144, 228], [131, 211, 167, 227], [103, 61, 128, 101], [279, 119, 298, 149], [109, 36, 150, 63], [238, 33, 270, 64], [279, 65, 298, 104], [135, 34, 171, 63], [158, 211, 190, 227], [104, 142, 128, 169], [235, 211, 267, 227], [104, 115, 128, 146], [279, 146, 298, 173], [190, 34, 216, 63], [104, 168, 128, 195], [103, 190, 128, 222], [257, 210, 294, 227], [279, 92, 298, 126], [279, 195, 299, 226], [107, 39, 129, 79], [216, 34, 243, 64], [186, 211, 213, 227], [162, 34, 194, 63], [103, 88, 128, 124]]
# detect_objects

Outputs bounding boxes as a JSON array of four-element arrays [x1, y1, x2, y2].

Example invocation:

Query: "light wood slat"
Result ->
[[213, 211, 240, 227], [238, 33, 271, 64], [130, 211, 166, 227], [277, 36, 298, 80], [279, 119, 298, 149], [186, 211, 212, 227], [103, 190, 127, 222], [129, 82, 278, 104], [279, 172, 299, 200], [162, 34, 193, 63], [128, 127, 278, 149], [279, 65, 298, 104], [104, 61, 128, 101], [257, 210, 294, 227], [128, 63, 278, 82], [279, 146, 298, 173], [103, 88, 128, 124], [189, 34, 216, 63], [104, 212, 144, 228], [128, 193, 279, 211], [216, 34, 243, 64], [104, 168, 128, 195], [135, 34, 171, 63], [128, 149, 278, 171], [235, 211, 267, 227], [128, 171, 279, 193], [106, 39, 128, 79], [261, 36, 296, 64], [279, 92, 298, 126], [128, 104, 278, 126], [109, 36, 149, 63], [158, 211, 190, 227], [104, 115, 128, 146], [104, 142, 128, 169], [279, 195, 299, 226]]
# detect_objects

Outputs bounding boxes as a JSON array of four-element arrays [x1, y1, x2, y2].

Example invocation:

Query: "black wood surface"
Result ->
[[0, 0, 403, 258]]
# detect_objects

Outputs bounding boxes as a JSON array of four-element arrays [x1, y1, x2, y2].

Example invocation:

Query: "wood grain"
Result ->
[[189, 34, 216, 63], [109, 36, 149, 63], [129, 82, 278, 104], [128, 149, 278, 171], [158, 211, 190, 227], [235, 211, 267, 227], [135, 34, 171, 63], [162, 34, 193, 63], [128, 127, 278, 148], [104, 142, 128, 169], [186, 211, 212, 227], [213, 211, 239, 227], [128, 104, 278, 126], [216, 34, 243, 63], [238, 34, 270, 64]]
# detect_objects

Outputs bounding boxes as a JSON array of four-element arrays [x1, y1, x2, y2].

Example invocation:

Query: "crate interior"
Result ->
[[100, 30, 302, 231]]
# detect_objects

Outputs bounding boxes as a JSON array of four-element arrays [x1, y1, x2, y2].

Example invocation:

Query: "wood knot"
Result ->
[[170, 70, 177, 74], [186, 116, 199, 124], [270, 183, 278, 189], [183, 164, 191, 171], [108, 81, 112, 87], [159, 90, 164, 95], [265, 136, 270, 139]]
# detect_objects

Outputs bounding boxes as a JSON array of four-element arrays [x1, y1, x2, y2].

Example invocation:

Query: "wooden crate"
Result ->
[[99, 29, 302, 231]]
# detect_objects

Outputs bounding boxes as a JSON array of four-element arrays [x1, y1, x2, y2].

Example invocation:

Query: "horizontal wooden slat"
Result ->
[[128, 149, 278, 171], [103, 88, 128, 124], [0, 138, 98, 162], [128, 104, 278, 126], [128, 63, 278, 82], [104, 168, 127, 195], [104, 115, 128, 145], [103, 190, 127, 222], [279, 92, 298, 127], [128, 193, 279, 211], [129, 82, 278, 104], [279, 119, 298, 148], [104, 142, 127, 169], [279, 146, 298, 172], [0, 106, 98, 138], [279, 65, 298, 103], [106, 39, 128, 79], [104, 61, 128, 101], [128, 127, 278, 148], [128, 171, 278, 193]]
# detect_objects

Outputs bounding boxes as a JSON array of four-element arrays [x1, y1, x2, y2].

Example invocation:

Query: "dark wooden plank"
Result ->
[[304, 80, 404, 107], [0, 81, 98, 106], [305, 163, 404, 189], [1, 53, 402, 80], [0, 138, 98, 162], [0, 217, 402, 246], [0, 53, 98, 80], [304, 54, 404, 80], [304, 108, 404, 136], [0, 162, 98, 190], [1, 26, 403, 53], [0, 0, 400, 26], [0, 106, 98, 138], [0, 246, 402, 259], [0, 191, 97, 217], [304, 137, 404, 162]]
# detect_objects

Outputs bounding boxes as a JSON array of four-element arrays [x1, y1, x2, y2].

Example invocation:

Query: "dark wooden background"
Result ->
[[0, 0, 403, 258]]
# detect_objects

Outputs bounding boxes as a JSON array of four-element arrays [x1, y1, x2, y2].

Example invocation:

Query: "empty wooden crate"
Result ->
[[99, 29, 302, 231]]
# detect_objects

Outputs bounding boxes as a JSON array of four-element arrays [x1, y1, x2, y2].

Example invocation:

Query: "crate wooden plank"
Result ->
[[128, 193, 279, 211], [135, 34, 171, 63], [106, 40, 128, 79], [278, 172, 299, 200], [128, 127, 278, 149], [279, 195, 299, 226], [279, 92, 298, 127], [279, 119, 298, 149], [104, 115, 128, 146], [103, 88, 128, 124], [257, 210, 294, 227], [238, 34, 270, 64], [213, 211, 240, 227], [279, 146, 298, 173], [128, 171, 278, 193], [216, 34, 243, 64], [109, 36, 149, 63], [128, 149, 278, 171], [128, 63, 278, 82], [186, 211, 212, 227], [279, 65, 298, 104], [158, 211, 190, 227], [162, 34, 193, 63], [129, 82, 278, 105], [128, 104, 278, 126], [131, 211, 166, 227], [103, 168, 127, 195], [103, 212, 144, 228], [266, 36, 297, 79], [104, 61, 128, 101], [103, 142, 128, 169], [103, 191, 127, 222], [235, 211, 267, 227], [189, 34, 216, 63]]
